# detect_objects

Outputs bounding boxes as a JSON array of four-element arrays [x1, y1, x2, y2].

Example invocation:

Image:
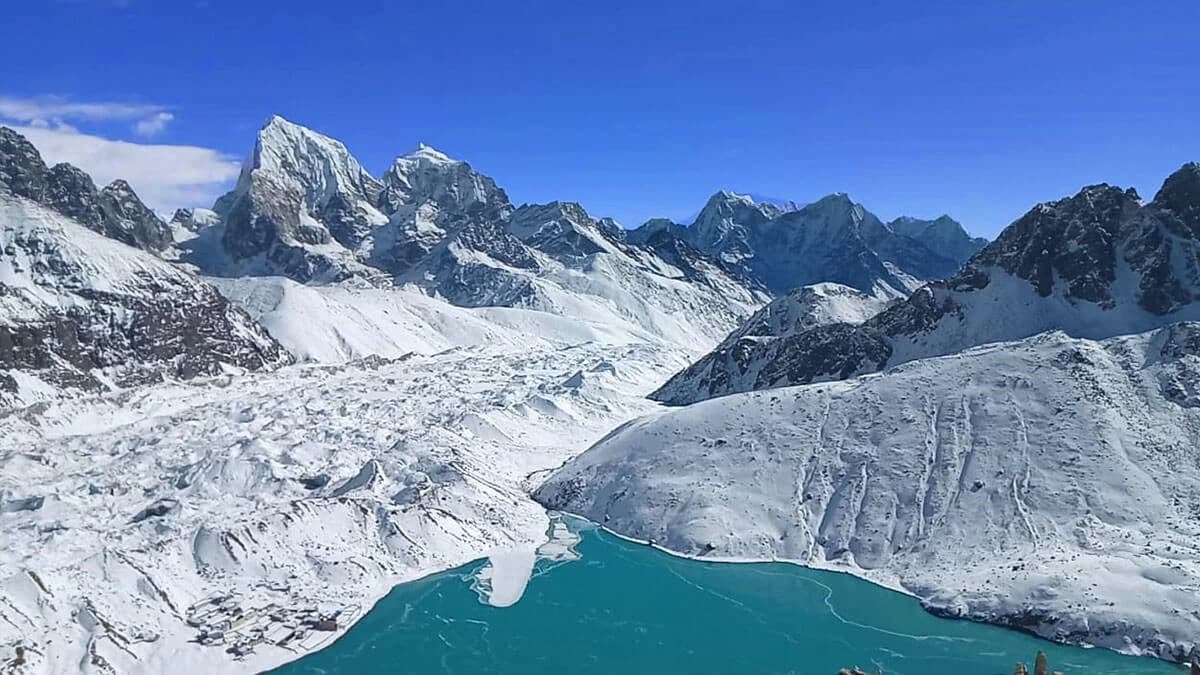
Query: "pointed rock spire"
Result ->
[[1151, 161, 1200, 234]]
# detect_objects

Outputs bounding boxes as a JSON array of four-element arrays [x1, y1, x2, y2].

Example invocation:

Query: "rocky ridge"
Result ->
[[656, 164, 1200, 404], [0, 127, 290, 409]]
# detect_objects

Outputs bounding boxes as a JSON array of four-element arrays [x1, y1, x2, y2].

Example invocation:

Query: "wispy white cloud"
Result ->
[[9, 124, 241, 210], [0, 95, 174, 136], [133, 111, 174, 137], [1, 95, 241, 210]]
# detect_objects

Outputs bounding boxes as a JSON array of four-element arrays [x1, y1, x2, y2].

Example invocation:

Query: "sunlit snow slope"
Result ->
[[538, 325, 1200, 663]]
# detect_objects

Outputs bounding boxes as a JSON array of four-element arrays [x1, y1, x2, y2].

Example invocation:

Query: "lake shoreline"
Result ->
[[556, 511, 1191, 670], [265, 512, 1182, 674]]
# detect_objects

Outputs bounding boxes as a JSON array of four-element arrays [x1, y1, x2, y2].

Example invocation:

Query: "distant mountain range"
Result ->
[[654, 163, 1200, 405], [0, 116, 993, 408], [4, 114, 1200, 672], [633, 190, 986, 299]]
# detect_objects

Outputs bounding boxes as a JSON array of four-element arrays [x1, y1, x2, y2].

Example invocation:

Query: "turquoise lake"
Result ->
[[268, 520, 1177, 675]]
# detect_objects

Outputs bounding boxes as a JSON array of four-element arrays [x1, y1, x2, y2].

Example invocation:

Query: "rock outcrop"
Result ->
[[0, 128, 290, 409], [0, 126, 172, 254]]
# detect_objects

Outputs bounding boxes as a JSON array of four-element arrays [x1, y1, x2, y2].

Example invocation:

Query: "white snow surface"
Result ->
[[0, 333, 692, 674], [205, 276, 650, 363], [537, 325, 1200, 663]]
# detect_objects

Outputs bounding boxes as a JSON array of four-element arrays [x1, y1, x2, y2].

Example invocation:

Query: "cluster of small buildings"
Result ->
[[185, 593, 354, 660]]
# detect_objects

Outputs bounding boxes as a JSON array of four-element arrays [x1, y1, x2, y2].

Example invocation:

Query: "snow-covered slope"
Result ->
[[0, 195, 289, 409], [652, 283, 893, 404], [631, 190, 971, 296], [207, 276, 660, 363], [536, 324, 1200, 663], [659, 165, 1200, 404]]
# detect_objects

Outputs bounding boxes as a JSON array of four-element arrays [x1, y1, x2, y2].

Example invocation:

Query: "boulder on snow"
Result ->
[[131, 498, 180, 523], [330, 461, 381, 497], [298, 473, 330, 490], [1, 495, 44, 513]]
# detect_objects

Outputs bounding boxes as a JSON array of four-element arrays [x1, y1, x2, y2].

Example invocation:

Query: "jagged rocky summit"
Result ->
[[0, 126, 290, 409], [0, 127, 174, 253], [186, 116, 767, 341], [629, 190, 985, 298], [655, 164, 1200, 404]]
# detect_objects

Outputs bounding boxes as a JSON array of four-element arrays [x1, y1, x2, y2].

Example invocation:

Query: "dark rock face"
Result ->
[[221, 172, 334, 257], [131, 498, 180, 523], [0, 218, 291, 405], [1152, 162, 1200, 233], [213, 117, 386, 279], [626, 217, 688, 245], [44, 163, 105, 229], [0, 127, 46, 196], [416, 216, 541, 307], [0, 128, 291, 407], [508, 201, 619, 259], [973, 184, 1140, 308], [0, 126, 172, 254], [452, 217, 538, 271], [97, 179, 174, 252], [1, 129, 104, 230], [636, 227, 762, 290]]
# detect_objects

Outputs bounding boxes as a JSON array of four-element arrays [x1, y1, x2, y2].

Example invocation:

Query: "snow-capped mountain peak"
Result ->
[[889, 214, 988, 265], [248, 114, 384, 207], [507, 200, 625, 259], [199, 116, 389, 279], [404, 142, 458, 165], [380, 144, 508, 214]]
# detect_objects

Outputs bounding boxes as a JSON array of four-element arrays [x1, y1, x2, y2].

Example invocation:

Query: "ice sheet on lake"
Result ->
[[470, 515, 587, 607], [473, 547, 538, 608]]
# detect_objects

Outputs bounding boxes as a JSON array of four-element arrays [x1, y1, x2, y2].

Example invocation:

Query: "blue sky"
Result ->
[[3, 0, 1197, 236]]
